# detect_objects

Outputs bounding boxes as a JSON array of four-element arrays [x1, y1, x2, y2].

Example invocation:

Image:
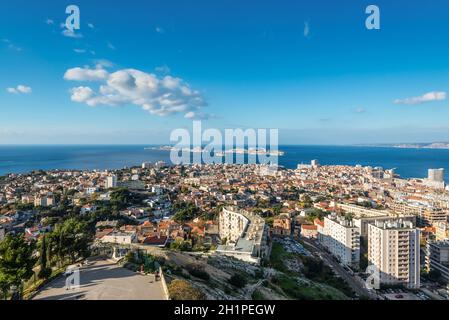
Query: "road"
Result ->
[[420, 288, 446, 301], [33, 258, 167, 300], [301, 238, 378, 299]]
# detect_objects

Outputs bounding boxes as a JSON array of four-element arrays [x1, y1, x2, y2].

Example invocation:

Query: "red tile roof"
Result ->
[[302, 224, 318, 231], [142, 235, 168, 246]]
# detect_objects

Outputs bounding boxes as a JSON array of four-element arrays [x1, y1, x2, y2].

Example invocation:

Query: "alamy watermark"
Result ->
[[65, 267, 81, 290], [65, 5, 81, 32], [170, 121, 280, 169], [365, 5, 380, 30], [365, 264, 380, 290]]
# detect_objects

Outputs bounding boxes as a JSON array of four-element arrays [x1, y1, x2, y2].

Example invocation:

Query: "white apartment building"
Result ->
[[216, 207, 268, 264], [428, 168, 445, 183], [219, 207, 250, 242], [101, 231, 136, 245], [320, 214, 360, 269], [105, 175, 117, 189], [368, 220, 420, 289], [435, 222, 449, 241], [142, 162, 153, 169], [337, 203, 392, 217], [389, 201, 447, 227], [155, 161, 167, 169], [426, 241, 449, 283], [34, 195, 54, 207]]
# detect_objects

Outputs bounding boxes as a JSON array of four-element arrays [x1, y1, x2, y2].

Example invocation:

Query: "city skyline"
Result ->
[[2, 0, 449, 306], [2, 0, 449, 145]]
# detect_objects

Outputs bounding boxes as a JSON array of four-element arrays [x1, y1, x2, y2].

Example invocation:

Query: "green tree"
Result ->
[[173, 202, 200, 223], [110, 188, 132, 211], [39, 235, 47, 268], [170, 238, 192, 252], [0, 234, 37, 299], [48, 218, 92, 265], [38, 235, 52, 279], [0, 273, 9, 300]]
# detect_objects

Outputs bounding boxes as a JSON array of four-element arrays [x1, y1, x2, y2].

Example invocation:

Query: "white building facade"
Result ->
[[105, 175, 117, 189], [219, 207, 250, 242], [216, 207, 268, 264], [368, 220, 420, 289], [426, 241, 449, 283], [320, 214, 360, 269]]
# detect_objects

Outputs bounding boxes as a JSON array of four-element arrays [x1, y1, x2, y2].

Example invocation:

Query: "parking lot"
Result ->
[[275, 237, 312, 256], [33, 259, 167, 300], [379, 288, 423, 300]]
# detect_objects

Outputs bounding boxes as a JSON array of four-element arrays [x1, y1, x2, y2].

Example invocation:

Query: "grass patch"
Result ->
[[268, 242, 352, 300], [300, 256, 355, 298], [269, 242, 294, 273], [23, 266, 67, 300], [271, 274, 347, 300], [251, 289, 266, 300]]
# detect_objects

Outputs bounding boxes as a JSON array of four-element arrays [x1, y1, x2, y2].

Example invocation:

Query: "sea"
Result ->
[[0, 145, 449, 181]]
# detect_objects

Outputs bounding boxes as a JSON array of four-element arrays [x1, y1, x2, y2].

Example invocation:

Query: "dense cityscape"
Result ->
[[2, 0, 449, 312], [1, 159, 448, 300]]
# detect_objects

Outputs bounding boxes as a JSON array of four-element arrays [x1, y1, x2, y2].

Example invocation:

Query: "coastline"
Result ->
[[1, 144, 449, 180]]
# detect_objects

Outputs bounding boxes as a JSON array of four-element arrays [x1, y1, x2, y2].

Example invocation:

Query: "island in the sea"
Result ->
[[145, 146, 284, 156], [392, 142, 449, 149], [360, 142, 449, 150]]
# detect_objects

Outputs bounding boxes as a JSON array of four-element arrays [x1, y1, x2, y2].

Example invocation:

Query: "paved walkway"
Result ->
[[33, 259, 167, 300]]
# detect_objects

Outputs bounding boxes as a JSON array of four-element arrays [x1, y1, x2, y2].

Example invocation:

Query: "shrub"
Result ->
[[170, 239, 192, 251], [228, 273, 247, 288], [168, 279, 206, 300], [186, 264, 210, 281], [252, 289, 265, 300]]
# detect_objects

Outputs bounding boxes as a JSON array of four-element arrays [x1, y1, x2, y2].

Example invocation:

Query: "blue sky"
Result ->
[[1, 0, 449, 144]]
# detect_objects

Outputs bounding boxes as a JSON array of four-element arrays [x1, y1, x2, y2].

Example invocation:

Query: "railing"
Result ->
[[159, 267, 170, 300]]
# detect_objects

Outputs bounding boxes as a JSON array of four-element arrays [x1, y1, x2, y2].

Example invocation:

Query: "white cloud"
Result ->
[[394, 91, 447, 105], [184, 111, 211, 120], [64, 66, 209, 117], [304, 21, 310, 38], [155, 26, 165, 34], [155, 65, 171, 75], [64, 67, 109, 81], [17, 85, 31, 93], [107, 42, 116, 50], [355, 107, 365, 113], [7, 85, 32, 94], [94, 59, 114, 69], [62, 29, 83, 39], [46, 19, 54, 25], [70, 86, 94, 103], [2, 39, 22, 51], [8, 44, 22, 51], [87, 23, 94, 29], [73, 48, 86, 54]]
